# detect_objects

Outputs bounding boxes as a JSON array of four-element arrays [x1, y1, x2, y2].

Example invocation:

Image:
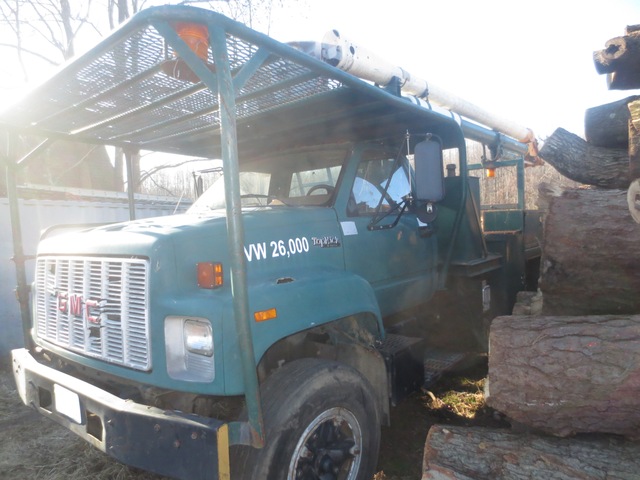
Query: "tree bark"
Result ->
[[484, 314, 640, 439], [626, 24, 640, 35], [629, 179, 640, 224], [607, 70, 640, 90], [593, 29, 640, 90], [538, 186, 640, 315], [593, 32, 640, 74], [628, 99, 640, 178], [629, 105, 640, 222], [422, 425, 640, 480], [584, 96, 639, 148], [539, 128, 631, 189]]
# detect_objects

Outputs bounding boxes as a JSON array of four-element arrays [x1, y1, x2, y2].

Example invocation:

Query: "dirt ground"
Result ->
[[0, 359, 506, 480]]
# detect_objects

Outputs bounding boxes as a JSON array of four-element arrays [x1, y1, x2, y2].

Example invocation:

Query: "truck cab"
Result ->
[[3, 6, 540, 480]]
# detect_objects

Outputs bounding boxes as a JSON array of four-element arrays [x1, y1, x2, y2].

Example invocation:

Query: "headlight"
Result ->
[[165, 316, 215, 382], [184, 319, 213, 357]]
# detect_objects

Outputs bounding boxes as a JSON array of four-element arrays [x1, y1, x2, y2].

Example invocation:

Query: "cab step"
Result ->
[[423, 348, 468, 388], [379, 334, 424, 406]]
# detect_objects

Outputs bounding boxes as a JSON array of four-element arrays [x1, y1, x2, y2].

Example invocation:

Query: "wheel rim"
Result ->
[[288, 407, 363, 480]]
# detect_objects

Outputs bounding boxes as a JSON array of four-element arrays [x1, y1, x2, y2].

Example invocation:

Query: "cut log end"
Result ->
[[629, 178, 640, 223], [593, 32, 640, 80]]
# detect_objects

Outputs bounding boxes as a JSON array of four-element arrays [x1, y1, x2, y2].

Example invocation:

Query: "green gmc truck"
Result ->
[[3, 6, 542, 480]]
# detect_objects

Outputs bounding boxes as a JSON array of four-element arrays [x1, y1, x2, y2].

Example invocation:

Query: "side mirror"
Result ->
[[414, 137, 445, 202], [414, 137, 444, 223]]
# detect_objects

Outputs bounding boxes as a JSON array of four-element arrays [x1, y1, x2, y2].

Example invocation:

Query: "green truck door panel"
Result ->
[[338, 146, 437, 317], [340, 215, 436, 316]]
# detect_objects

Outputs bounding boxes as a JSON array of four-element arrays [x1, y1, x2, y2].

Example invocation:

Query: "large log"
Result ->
[[593, 30, 640, 74], [584, 96, 639, 148], [630, 179, 640, 224], [628, 98, 640, 179], [626, 100, 640, 222], [538, 185, 640, 315], [539, 128, 630, 189], [607, 70, 640, 91], [594, 26, 640, 89], [485, 314, 640, 439], [422, 425, 640, 480]]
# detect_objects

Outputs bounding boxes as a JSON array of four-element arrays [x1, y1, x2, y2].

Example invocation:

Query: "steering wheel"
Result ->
[[307, 184, 334, 196]]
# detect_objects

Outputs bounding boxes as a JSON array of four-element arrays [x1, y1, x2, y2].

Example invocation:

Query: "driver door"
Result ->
[[338, 145, 437, 316]]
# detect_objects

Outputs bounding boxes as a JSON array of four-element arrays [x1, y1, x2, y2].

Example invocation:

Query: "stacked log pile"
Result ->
[[537, 185, 640, 315], [423, 25, 640, 479], [541, 24, 640, 223]]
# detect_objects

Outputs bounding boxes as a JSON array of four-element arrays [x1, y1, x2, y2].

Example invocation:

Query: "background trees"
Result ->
[[0, 0, 291, 198]]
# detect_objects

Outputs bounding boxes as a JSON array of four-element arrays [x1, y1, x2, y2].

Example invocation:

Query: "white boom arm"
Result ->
[[298, 29, 537, 148]]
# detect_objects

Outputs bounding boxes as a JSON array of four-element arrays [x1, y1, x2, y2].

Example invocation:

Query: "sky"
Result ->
[[1, 0, 639, 144], [266, 0, 640, 140]]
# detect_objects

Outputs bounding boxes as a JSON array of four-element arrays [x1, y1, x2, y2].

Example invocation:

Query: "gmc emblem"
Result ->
[[56, 292, 102, 324]]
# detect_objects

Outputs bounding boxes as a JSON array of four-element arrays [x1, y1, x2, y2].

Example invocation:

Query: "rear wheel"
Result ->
[[231, 358, 381, 480]]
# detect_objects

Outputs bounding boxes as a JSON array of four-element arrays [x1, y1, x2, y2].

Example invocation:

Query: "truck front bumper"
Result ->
[[11, 348, 230, 480]]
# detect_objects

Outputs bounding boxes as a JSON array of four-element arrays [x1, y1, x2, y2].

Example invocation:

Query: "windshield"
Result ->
[[188, 146, 349, 214]]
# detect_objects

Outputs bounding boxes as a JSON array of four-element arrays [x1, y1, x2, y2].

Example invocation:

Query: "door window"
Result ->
[[351, 151, 411, 215]]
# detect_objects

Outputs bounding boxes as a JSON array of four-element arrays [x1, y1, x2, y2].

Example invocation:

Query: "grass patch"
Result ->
[[374, 361, 506, 480], [424, 375, 486, 420], [0, 366, 166, 480], [0, 366, 23, 420], [0, 361, 502, 480]]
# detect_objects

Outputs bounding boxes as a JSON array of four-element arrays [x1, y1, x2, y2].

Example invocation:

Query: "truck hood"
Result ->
[[36, 206, 345, 300], [36, 207, 341, 259], [37, 211, 227, 256]]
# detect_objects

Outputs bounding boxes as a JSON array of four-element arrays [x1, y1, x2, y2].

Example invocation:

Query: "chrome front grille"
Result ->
[[34, 256, 151, 371]]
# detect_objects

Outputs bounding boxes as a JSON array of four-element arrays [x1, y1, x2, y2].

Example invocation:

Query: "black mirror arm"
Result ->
[[367, 200, 408, 231]]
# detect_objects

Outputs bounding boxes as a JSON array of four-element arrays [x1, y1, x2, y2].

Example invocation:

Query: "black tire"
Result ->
[[231, 358, 381, 480]]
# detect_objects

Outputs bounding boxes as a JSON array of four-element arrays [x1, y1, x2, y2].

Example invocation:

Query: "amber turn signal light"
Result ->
[[254, 308, 277, 322], [197, 262, 223, 289]]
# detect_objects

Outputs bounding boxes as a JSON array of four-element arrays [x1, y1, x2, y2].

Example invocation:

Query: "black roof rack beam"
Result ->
[[236, 71, 320, 105], [15, 138, 55, 169], [105, 48, 278, 140], [138, 121, 223, 152], [8, 23, 150, 116], [70, 81, 210, 137], [34, 62, 170, 128], [142, 90, 390, 154], [111, 70, 320, 144], [108, 101, 221, 142]]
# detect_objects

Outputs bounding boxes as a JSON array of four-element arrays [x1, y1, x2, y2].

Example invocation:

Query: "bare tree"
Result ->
[[0, 0, 104, 77], [1, 0, 303, 197]]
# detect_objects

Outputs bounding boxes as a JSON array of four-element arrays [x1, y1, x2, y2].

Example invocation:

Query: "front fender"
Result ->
[[221, 267, 382, 394]]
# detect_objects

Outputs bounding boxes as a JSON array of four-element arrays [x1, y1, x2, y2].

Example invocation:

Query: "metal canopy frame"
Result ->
[[0, 4, 524, 449], [0, 6, 466, 157]]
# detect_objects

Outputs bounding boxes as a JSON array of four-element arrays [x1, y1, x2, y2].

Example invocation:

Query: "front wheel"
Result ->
[[231, 359, 381, 480]]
